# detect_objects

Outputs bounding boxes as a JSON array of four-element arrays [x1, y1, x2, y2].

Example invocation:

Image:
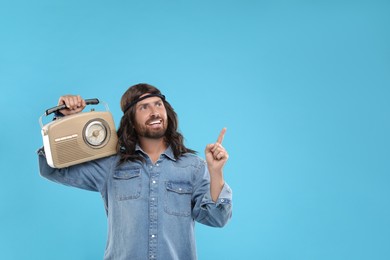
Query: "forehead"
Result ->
[[136, 95, 163, 106]]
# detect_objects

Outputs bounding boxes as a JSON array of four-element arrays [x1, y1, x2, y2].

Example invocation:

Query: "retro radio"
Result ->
[[39, 98, 118, 168]]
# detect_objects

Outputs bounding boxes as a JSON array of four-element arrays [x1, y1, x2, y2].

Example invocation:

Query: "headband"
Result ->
[[123, 93, 166, 114]]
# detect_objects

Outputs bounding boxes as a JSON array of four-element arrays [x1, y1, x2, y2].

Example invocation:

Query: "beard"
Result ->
[[134, 117, 167, 139]]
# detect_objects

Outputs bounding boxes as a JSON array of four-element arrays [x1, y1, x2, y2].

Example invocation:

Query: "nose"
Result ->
[[150, 107, 160, 117]]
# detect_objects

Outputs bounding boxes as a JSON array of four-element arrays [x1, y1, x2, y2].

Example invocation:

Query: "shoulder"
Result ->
[[175, 153, 206, 170], [93, 154, 119, 166]]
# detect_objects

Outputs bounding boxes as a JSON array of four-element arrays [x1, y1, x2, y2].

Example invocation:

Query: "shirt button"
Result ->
[[156, 163, 159, 166], [152, 180, 156, 184], [221, 199, 225, 202], [151, 234, 156, 238]]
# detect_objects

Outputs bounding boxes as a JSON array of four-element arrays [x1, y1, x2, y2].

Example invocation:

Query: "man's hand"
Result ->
[[205, 128, 229, 202], [58, 95, 86, 116], [205, 128, 229, 174]]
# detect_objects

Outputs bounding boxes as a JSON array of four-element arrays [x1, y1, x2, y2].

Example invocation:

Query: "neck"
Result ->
[[138, 137, 167, 164]]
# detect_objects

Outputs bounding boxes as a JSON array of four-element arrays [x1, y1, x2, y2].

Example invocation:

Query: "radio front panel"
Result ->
[[42, 111, 118, 168]]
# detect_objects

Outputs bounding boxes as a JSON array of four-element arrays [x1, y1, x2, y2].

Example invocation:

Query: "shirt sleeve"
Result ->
[[191, 160, 233, 227], [37, 147, 113, 193]]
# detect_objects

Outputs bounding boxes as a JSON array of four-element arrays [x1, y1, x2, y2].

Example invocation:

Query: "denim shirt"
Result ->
[[38, 146, 232, 260]]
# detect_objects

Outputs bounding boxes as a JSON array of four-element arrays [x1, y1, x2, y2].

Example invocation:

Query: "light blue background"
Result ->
[[1, 0, 389, 259]]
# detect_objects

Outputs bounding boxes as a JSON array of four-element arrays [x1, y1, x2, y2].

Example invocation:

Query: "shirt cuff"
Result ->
[[202, 182, 232, 207], [215, 183, 232, 205]]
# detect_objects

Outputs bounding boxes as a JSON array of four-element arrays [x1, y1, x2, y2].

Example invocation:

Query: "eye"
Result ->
[[139, 104, 148, 110], [156, 101, 163, 107]]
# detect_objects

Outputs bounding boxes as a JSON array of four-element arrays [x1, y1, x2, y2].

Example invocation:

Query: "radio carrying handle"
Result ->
[[39, 98, 110, 129], [45, 98, 100, 116]]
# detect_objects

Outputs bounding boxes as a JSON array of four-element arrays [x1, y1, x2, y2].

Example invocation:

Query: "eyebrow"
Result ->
[[136, 98, 163, 108]]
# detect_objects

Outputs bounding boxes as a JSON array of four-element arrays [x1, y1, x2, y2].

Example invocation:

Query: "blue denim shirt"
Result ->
[[38, 146, 232, 260]]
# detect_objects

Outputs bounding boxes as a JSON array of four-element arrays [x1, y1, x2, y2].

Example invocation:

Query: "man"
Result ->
[[38, 83, 232, 260]]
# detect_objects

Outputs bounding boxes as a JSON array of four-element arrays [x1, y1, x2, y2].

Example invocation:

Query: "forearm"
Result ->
[[191, 160, 232, 227], [209, 170, 225, 202], [194, 178, 232, 227]]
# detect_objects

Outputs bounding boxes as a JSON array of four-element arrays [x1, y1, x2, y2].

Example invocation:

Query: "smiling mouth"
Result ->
[[147, 119, 162, 126]]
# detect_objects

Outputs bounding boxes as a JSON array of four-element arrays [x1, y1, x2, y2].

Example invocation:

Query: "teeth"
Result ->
[[149, 120, 161, 125]]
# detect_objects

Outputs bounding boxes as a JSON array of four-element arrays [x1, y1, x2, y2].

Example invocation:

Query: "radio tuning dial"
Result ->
[[84, 120, 108, 147]]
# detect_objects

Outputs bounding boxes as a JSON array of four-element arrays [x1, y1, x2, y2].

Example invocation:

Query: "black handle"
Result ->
[[45, 98, 100, 116]]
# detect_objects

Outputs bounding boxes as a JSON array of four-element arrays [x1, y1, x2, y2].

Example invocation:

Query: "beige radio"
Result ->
[[39, 98, 118, 168]]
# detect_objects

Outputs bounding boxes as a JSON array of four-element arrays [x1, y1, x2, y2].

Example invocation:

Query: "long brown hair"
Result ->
[[117, 83, 196, 163]]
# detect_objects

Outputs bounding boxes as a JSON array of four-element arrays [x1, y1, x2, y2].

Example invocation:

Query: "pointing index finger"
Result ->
[[216, 127, 227, 144]]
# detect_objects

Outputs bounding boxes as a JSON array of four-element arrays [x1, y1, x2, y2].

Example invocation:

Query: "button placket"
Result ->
[[148, 162, 160, 259]]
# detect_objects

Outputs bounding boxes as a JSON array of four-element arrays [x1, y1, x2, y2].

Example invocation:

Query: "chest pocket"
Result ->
[[113, 168, 142, 200], [164, 181, 193, 217]]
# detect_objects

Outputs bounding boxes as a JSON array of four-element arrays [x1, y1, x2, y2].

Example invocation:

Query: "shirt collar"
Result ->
[[135, 144, 176, 162]]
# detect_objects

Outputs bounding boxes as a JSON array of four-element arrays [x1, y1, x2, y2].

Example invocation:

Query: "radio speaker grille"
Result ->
[[54, 139, 93, 165]]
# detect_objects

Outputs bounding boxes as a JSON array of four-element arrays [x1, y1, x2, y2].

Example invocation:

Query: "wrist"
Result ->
[[210, 171, 224, 185]]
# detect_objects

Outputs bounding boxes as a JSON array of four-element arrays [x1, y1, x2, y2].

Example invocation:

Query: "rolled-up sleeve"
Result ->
[[37, 147, 113, 193], [192, 161, 233, 227]]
